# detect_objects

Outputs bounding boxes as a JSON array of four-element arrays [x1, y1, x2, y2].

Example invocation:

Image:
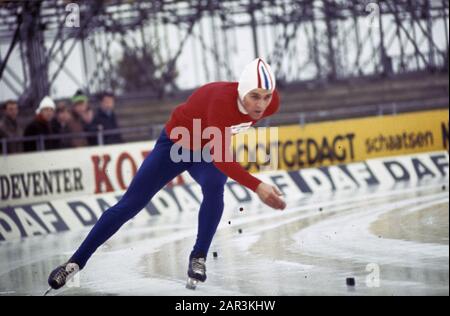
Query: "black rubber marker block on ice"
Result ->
[[213, 252, 218, 258], [346, 277, 355, 286], [238, 229, 243, 234]]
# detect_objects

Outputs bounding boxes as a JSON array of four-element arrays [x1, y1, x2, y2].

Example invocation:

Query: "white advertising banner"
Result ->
[[0, 151, 447, 242], [0, 140, 189, 207]]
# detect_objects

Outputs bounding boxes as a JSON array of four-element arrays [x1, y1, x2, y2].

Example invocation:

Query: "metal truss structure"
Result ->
[[0, 0, 448, 106]]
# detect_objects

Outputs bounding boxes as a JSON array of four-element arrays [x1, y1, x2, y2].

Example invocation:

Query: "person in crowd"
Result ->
[[67, 91, 89, 147], [91, 92, 122, 145], [51, 102, 73, 149], [23, 96, 56, 152], [0, 99, 23, 154]]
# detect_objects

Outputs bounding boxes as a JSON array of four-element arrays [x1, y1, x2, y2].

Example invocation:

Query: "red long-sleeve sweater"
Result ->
[[165, 82, 280, 192]]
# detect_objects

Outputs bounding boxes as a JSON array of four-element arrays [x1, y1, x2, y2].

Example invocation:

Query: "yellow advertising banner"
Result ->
[[234, 109, 449, 172]]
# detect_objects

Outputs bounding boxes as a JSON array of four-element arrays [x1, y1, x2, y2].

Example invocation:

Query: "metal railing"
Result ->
[[1, 124, 165, 156], [1, 101, 448, 156]]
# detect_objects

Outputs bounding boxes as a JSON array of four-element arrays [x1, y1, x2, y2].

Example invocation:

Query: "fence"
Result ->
[[1, 101, 448, 156]]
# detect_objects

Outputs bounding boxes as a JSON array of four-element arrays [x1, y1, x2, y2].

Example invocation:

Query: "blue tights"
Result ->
[[70, 128, 227, 269]]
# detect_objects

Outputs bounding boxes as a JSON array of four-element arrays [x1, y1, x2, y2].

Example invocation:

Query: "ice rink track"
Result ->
[[0, 180, 448, 296]]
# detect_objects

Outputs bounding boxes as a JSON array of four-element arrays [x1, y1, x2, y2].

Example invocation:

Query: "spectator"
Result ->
[[0, 100, 23, 154], [67, 92, 89, 147], [91, 92, 122, 145], [83, 106, 98, 146], [23, 96, 56, 152], [51, 102, 73, 149]]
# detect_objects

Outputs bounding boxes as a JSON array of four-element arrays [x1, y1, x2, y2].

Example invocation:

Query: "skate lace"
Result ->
[[54, 268, 70, 285], [192, 258, 206, 274], [54, 264, 77, 285]]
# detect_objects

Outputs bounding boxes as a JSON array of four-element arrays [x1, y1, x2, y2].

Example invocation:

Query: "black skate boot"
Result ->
[[186, 256, 207, 290], [47, 262, 80, 291]]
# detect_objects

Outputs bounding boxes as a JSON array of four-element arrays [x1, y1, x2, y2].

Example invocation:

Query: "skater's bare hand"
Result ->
[[255, 183, 286, 210]]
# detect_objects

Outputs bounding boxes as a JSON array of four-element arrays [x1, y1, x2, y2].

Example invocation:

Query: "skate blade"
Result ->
[[186, 278, 198, 290], [43, 287, 53, 296]]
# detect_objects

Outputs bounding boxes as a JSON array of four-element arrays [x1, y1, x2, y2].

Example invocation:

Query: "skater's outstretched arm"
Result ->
[[207, 114, 286, 210], [211, 143, 286, 210]]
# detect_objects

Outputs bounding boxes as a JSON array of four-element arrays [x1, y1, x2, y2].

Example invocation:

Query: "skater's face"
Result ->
[[242, 89, 273, 120]]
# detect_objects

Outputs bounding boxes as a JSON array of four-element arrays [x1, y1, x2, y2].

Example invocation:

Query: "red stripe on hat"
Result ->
[[257, 59, 262, 89], [260, 59, 273, 90]]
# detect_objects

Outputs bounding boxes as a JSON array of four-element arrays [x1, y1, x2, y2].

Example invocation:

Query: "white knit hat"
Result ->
[[238, 58, 276, 100], [35, 96, 56, 114]]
